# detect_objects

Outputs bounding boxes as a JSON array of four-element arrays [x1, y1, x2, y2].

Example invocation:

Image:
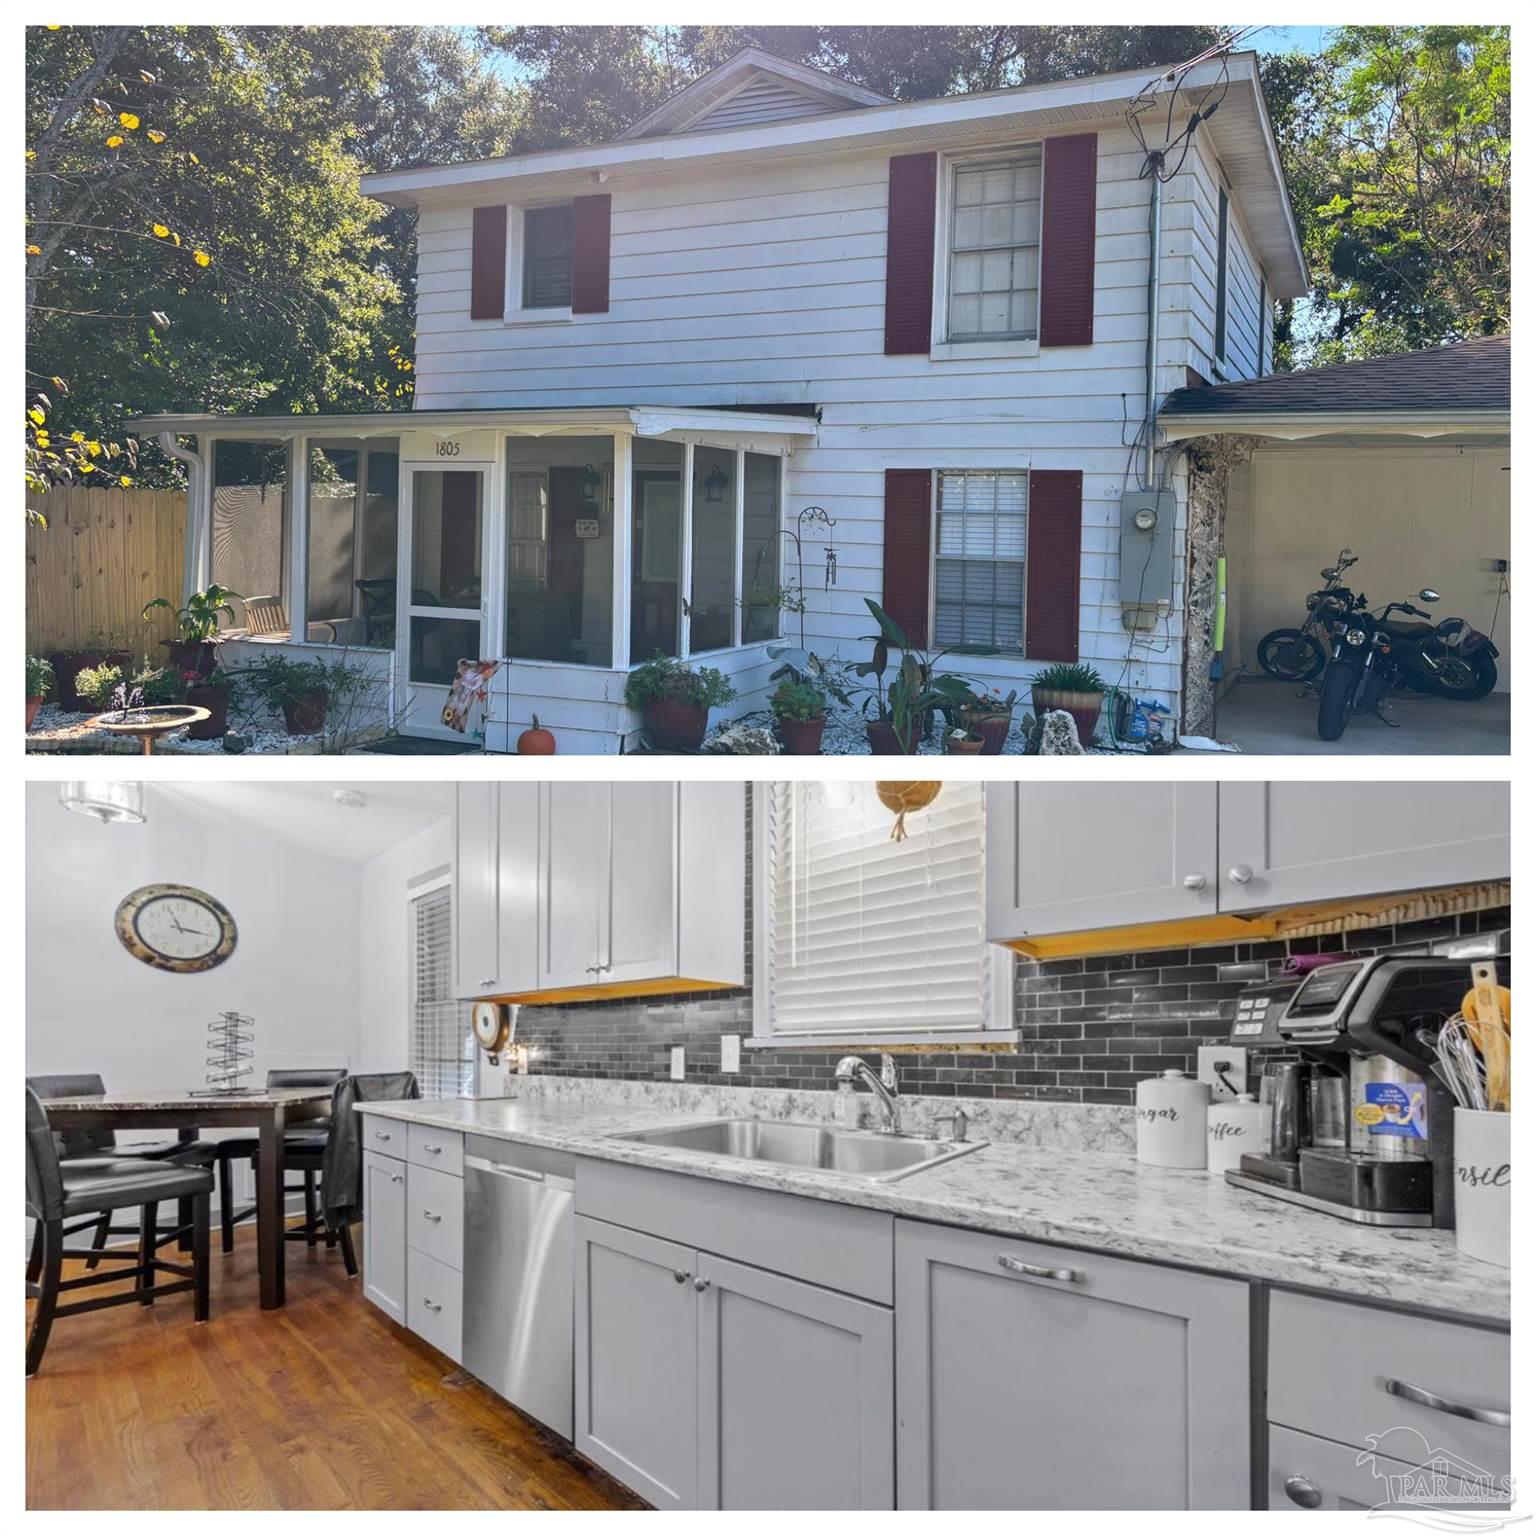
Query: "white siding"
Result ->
[[411, 118, 1266, 719], [1182, 134, 1268, 382]]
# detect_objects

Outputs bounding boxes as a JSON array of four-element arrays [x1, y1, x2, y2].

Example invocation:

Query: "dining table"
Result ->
[[37, 1087, 333, 1310]]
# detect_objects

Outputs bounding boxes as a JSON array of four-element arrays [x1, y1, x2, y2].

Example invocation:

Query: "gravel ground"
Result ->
[[26, 701, 321, 755]]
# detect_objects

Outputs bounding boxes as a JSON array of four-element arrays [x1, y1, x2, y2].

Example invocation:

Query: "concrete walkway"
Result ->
[[1208, 678, 1510, 756]]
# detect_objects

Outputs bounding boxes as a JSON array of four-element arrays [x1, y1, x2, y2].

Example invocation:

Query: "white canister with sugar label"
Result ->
[[1136, 1069, 1211, 1168], [1206, 1093, 1262, 1174]]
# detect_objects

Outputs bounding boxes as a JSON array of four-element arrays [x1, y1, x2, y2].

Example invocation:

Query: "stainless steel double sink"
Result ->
[[610, 1117, 982, 1182]]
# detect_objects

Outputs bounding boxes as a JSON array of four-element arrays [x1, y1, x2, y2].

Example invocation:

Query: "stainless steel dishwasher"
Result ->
[[462, 1135, 575, 1438]]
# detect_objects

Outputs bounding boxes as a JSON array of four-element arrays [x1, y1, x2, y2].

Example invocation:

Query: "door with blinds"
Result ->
[[756, 782, 1010, 1044], [410, 879, 474, 1097]]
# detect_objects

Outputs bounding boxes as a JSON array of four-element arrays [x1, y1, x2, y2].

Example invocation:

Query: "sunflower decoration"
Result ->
[[874, 781, 941, 842]]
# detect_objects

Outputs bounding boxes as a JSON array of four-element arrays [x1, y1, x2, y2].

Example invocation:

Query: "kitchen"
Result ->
[[24, 777, 1511, 1512]]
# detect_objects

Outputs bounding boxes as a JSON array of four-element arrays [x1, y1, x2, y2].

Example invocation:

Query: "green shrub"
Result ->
[[74, 663, 124, 709], [770, 679, 826, 721], [129, 663, 184, 706], [623, 653, 736, 712], [26, 655, 54, 698], [1031, 662, 1106, 694]]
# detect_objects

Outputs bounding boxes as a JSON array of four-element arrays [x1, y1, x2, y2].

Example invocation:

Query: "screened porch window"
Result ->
[[212, 440, 288, 632], [947, 151, 1042, 342], [630, 439, 684, 661], [934, 470, 1027, 652], [689, 447, 736, 653], [740, 453, 782, 644], [305, 440, 399, 648]]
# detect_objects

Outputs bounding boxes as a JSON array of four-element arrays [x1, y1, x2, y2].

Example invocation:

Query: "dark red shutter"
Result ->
[[572, 193, 611, 315], [1025, 469, 1082, 661], [884, 152, 937, 355], [882, 468, 933, 647], [470, 205, 507, 320], [1039, 134, 1097, 347]]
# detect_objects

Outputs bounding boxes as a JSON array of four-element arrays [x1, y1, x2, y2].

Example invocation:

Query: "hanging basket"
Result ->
[[874, 781, 942, 841]]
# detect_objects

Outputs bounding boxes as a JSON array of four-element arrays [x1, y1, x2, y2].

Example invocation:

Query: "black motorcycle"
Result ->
[[1256, 549, 1361, 682], [1316, 588, 1501, 741]]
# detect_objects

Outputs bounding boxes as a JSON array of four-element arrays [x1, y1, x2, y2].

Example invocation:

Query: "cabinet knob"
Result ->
[[693, 1277, 711, 1292], [390, 1173, 403, 1184], [1182, 873, 1207, 890], [673, 1269, 689, 1284], [1284, 1475, 1323, 1509], [1227, 864, 1254, 885]]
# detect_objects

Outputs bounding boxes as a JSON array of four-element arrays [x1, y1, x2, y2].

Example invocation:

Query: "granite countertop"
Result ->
[[357, 1094, 1510, 1323]]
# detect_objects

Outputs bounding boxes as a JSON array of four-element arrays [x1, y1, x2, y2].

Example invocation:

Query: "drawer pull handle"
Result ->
[[998, 1255, 1083, 1283], [423, 1299, 442, 1313], [479, 977, 496, 987], [1383, 1377, 1510, 1428], [1284, 1475, 1323, 1509], [422, 1210, 442, 1223], [373, 1131, 391, 1141], [389, 1173, 403, 1184], [422, 1144, 442, 1153]]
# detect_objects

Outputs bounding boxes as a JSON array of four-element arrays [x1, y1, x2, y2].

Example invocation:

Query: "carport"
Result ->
[[1160, 336, 1510, 752]]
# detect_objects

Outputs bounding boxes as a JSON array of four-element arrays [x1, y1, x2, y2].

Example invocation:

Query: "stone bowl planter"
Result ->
[[775, 715, 826, 755], [644, 695, 709, 752], [184, 683, 229, 739], [1031, 687, 1102, 746], [162, 638, 218, 678]]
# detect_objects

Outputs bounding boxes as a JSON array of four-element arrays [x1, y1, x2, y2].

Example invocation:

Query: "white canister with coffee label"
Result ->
[[1136, 1069, 1210, 1168], [1206, 1093, 1262, 1174]]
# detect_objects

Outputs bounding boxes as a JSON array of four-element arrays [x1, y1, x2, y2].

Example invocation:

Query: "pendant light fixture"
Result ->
[[58, 781, 147, 825]]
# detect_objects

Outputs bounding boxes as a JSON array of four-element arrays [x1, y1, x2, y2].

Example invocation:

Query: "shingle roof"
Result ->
[[1160, 335, 1510, 420]]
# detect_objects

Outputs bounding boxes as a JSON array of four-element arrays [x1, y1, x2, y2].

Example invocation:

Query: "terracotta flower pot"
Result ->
[[643, 695, 709, 752], [281, 690, 328, 735], [163, 638, 218, 678], [26, 697, 43, 730], [775, 715, 826, 755], [866, 719, 918, 755], [1032, 687, 1103, 747], [184, 684, 228, 740], [961, 712, 1012, 755], [945, 732, 985, 755]]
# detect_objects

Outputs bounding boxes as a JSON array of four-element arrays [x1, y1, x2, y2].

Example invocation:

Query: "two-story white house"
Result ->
[[137, 46, 1310, 751]]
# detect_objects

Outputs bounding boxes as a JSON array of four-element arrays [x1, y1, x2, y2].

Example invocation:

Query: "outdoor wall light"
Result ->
[[703, 463, 730, 503], [59, 781, 146, 825]]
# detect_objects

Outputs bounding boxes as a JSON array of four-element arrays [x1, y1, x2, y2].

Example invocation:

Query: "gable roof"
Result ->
[[621, 47, 893, 140], [1161, 336, 1511, 429]]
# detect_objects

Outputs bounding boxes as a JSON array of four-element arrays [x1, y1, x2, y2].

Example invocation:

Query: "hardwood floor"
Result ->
[[25, 1225, 646, 1511]]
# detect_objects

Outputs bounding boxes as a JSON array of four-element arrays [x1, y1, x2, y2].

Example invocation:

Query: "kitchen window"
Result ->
[[752, 782, 1015, 1047], [934, 470, 1027, 652], [409, 878, 474, 1098], [945, 151, 1042, 342]]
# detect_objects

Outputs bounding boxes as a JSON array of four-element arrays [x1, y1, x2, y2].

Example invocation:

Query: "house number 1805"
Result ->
[[435, 440, 461, 457]]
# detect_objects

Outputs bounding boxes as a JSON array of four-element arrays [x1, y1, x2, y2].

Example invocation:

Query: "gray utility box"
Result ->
[[1120, 488, 1177, 621]]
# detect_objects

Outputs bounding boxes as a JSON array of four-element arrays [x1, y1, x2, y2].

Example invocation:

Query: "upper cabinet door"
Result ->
[[494, 782, 540, 994], [985, 783, 1219, 939], [543, 783, 611, 990], [605, 783, 678, 986], [453, 783, 499, 997], [1217, 782, 1511, 913]]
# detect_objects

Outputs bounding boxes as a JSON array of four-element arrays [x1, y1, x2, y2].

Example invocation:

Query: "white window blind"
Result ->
[[757, 782, 1006, 1040], [409, 884, 474, 1098], [935, 470, 1027, 651], [947, 151, 1042, 341]]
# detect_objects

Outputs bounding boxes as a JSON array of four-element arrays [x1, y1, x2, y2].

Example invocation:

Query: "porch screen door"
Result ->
[[398, 465, 490, 738]]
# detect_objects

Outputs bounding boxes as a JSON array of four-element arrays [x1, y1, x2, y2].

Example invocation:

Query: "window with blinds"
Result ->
[[947, 151, 1042, 341], [934, 470, 1027, 651], [522, 203, 574, 310], [409, 883, 474, 1098], [755, 782, 1009, 1042]]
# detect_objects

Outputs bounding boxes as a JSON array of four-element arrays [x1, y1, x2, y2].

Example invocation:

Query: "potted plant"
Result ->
[[770, 678, 828, 755], [142, 583, 240, 677], [1030, 662, 1107, 746], [740, 581, 807, 641], [48, 631, 132, 711], [26, 655, 54, 728], [235, 654, 340, 735], [624, 653, 737, 751], [184, 667, 231, 740], [73, 661, 126, 712], [855, 600, 974, 755], [945, 727, 986, 755], [958, 688, 1017, 755]]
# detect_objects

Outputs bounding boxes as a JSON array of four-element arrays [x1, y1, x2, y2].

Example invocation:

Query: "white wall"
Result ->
[[26, 784, 364, 1126]]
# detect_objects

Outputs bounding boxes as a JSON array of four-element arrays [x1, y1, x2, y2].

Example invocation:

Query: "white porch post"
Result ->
[[287, 436, 309, 643], [731, 448, 745, 647], [611, 433, 633, 671], [678, 441, 694, 658], [158, 431, 205, 602]]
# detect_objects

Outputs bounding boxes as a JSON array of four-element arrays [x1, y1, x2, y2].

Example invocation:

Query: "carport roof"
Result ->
[[1159, 335, 1510, 441]]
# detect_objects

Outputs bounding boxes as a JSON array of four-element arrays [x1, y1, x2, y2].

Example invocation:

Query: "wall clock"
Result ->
[[472, 1001, 512, 1063], [114, 883, 238, 974]]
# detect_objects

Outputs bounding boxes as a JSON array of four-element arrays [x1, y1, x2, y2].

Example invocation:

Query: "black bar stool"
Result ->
[[25, 1088, 212, 1377]]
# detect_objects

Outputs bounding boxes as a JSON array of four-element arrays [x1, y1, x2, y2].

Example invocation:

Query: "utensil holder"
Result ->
[[1453, 1107, 1510, 1268]]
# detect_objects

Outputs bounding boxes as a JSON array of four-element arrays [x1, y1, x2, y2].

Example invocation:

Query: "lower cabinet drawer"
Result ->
[[1269, 1425, 1414, 1511], [1268, 1290, 1510, 1476], [362, 1116, 406, 1160], [408, 1123, 464, 1177], [408, 1164, 464, 1271], [407, 1247, 462, 1364]]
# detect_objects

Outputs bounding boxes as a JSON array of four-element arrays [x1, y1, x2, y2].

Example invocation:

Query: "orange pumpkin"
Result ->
[[517, 715, 557, 755]]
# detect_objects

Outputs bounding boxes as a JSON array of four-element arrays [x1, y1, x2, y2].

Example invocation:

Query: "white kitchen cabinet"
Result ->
[[986, 783, 1219, 939], [894, 1219, 1250, 1510], [452, 781, 540, 998], [1216, 781, 1510, 913], [361, 1146, 408, 1325]]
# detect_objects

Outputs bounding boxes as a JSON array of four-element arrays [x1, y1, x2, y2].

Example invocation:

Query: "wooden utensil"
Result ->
[[1462, 965, 1510, 1113]]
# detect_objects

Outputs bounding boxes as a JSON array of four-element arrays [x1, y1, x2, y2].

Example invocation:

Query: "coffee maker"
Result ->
[[1224, 956, 1484, 1228]]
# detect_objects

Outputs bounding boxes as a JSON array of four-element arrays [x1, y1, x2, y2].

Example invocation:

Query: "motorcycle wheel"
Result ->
[[1433, 650, 1499, 702], [1317, 664, 1357, 741], [1257, 628, 1326, 681]]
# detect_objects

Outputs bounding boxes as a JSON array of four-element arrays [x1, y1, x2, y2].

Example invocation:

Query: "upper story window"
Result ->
[[1213, 186, 1230, 364], [521, 203, 574, 310], [934, 470, 1027, 652], [946, 150, 1042, 343]]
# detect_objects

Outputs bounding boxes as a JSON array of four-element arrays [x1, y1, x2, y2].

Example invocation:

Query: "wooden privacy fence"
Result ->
[[26, 485, 186, 656]]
